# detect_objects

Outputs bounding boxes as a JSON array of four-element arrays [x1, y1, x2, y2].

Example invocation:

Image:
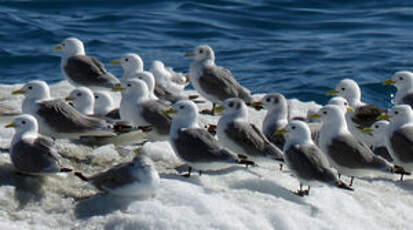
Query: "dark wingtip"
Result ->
[[238, 159, 255, 167], [60, 168, 73, 173], [74, 172, 89, 181], [337, 181, 354, 191], [139, 125, 153, 132]]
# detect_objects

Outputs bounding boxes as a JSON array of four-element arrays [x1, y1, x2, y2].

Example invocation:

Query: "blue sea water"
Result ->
[[1, 0, 413, 107]]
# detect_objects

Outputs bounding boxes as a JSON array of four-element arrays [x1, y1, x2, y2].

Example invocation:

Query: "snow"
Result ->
[[0, 81, 411, 229]]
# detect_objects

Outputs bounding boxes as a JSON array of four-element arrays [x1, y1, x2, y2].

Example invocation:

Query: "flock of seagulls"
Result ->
[[3, 36, 413, 198]]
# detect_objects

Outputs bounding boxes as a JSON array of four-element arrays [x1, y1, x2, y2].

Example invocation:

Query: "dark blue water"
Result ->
[[1, 0, 413, 107]]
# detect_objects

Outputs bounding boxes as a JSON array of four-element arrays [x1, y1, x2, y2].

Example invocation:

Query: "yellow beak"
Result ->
[[214, 106, 224, 114], [185, 52, 195, 57], [347, 106, 355, 113], [250, 101, 263, 110], [5, 123, 15, 128], [383, 79, 396, 85], [110, 60, 121, 65], [327, 89, 339, 96], [112, 84, 125, 92], [274, 128, 287, 135], [163, 108, 176, 116], [361, 128, 373, 134], [377, 114, 391, 120], [65, 96, 74, 101], [308, 113, 321, 119], [11, 89, 25, 95], [55, 45, 62, 51]]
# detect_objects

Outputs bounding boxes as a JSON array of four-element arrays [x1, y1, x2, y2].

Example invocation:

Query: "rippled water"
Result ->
[[1, 0, 413, 107]]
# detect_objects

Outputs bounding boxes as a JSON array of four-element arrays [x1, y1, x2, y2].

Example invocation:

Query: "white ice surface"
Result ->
[[0, 81, 411, 230]]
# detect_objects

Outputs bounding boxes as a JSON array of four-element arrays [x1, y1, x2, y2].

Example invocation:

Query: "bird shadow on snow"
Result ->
[[229, 178, 316, 207], [0, 163, 45, 209], [74, 193, 146, 219]]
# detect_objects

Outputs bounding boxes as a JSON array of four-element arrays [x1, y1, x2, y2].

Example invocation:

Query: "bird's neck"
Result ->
[[284, 137, 313, 152], [170, 116, 199, 138], [321, 115, 349, 138], [264, 108, 288, 129], [12, 131, 37, 147], [94, 104, 113, 115], [75, 101, 94, 115]]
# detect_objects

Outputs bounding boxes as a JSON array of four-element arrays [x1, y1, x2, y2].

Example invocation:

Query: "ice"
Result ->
[[0, 81, 412, 229]]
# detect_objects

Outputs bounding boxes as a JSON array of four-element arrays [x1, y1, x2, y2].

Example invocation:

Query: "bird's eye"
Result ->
[[77, 93, 82, 97], [341, 88, 345, 91], [395, 111, 399, 115], [228, 102, 234, 107], [125, 58, 129, 62], [323, 111, 327, 115], [199, 49, 203, 54], [400, 77, 404, 80], [127, 84, 131, 87], [28, 86, 32, 90], [291, 126, 296, 130], [62, 43, 65, 47], [375, 125, 379, 128], [179, 105, 185, 109], [344, 102, 348, 106], [21, 121, 26, 124], [95, 95, 99, 99], [138, 77, 142, 79], [265, 98, 270, 102]]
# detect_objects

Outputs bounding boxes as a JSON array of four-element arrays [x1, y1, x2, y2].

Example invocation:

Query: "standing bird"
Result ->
[[12, 80, 115, 139], [261, 93, 289, 149], [111, 53, 187, 103], [216, 98, 284, 162], [277, 120, 352, 196], [114, 79, 171, 140], [186, 45, 259, 115], [5, 115, 72, 175], [166, 100, 254, 177], [317, 105, 400, 186], [361, 120, 393, 162], [380, 105, 413, 177], [75, 153, 160, 197], [383, 71, 413, 108], [55, 37, 120, 90], [327, 79, 385, 145], [93, 91, 120, 119]]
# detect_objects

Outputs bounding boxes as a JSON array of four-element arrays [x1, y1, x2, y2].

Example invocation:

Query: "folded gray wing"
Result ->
[[225, 121, 283, 159], [174, 128, 236, 163], [199, 65, 252, 103], [11, 138, 60, 174], [154, 83, 186, 103], [64, 55, 119, 88], [140, 100, 171, 135], [351, 105, 385, 128], [390, 127, 413, 162], [286, 145, 337, 183], [88, 161, 138, 190], [328, 135, 389, 169], [37, 99, 108, 133]]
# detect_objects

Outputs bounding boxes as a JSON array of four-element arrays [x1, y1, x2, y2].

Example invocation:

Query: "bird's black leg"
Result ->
[[182, 167, 192, 177], [198, 170, 202, 176], [279, 163, 283, 171], [294, 183, 306, 196], [349, 176, 354, 187], [305, 186, 310, 195], [200, 102, 216, 115], [400, 174, 404, 181], [338, 173, 341, 179]]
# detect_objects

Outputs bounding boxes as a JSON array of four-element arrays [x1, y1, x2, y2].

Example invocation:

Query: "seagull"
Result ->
[[327, 78, 385, 145], [166, 100, 254, 177], [361, 120, 393, 162], [55, 37, 120, 90], [65, 87, 95, 115], [12, 80, 115, 139], [379, 105, 413, 177], [278, 120, 353, 196], [186, 45, 259, 115], [317, 105, 400, 186], [75, 152, 160, 197], [114, 79, 171, 140], [111, 53, 187, 104], [216, 98, 284, 162], [150, 60, 188, 90], [261, 93, 289, 149], [5, 115, 72, 175], [383, 71, 413, 108], [93, 91, 120, 119]]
